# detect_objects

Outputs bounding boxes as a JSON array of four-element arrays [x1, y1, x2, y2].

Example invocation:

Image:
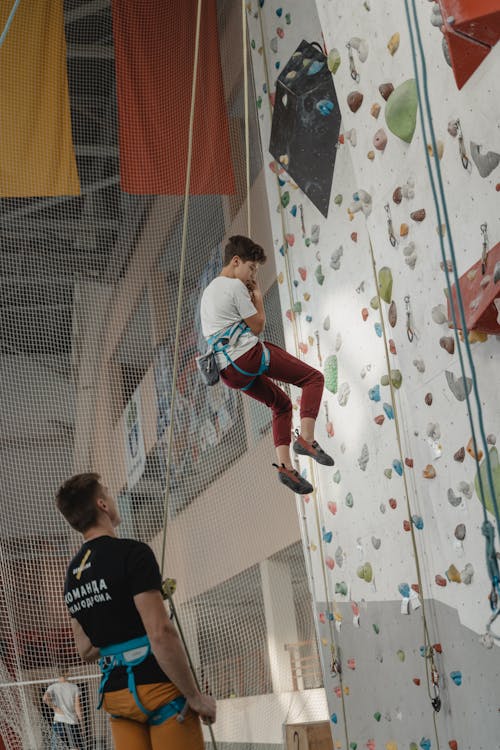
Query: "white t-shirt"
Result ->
[[46, 681, 79, 725], [200, 276, 259, 369]]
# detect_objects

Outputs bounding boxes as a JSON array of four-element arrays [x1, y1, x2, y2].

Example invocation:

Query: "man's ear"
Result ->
[[96, 496, 107, 511]]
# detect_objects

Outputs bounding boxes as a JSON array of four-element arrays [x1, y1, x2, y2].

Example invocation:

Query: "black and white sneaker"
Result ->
[[293, 431, 334, 466], [273, 463, 314, 495]]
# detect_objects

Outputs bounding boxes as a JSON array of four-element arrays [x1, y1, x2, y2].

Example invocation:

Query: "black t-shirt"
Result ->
[[64, 535, 170, 691]]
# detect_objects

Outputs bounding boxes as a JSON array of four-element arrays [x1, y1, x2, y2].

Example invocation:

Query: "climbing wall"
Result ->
[[248, 1, 500, 749]]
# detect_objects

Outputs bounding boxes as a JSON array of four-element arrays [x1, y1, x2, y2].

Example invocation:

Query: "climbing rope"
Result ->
[[156, 1, 218, 745], [0, 0, 21, 49], [242, 0, 251, 236], [404, 0, 500, 638], [367, 236, 441, 748], [255, 10, 351, 750]]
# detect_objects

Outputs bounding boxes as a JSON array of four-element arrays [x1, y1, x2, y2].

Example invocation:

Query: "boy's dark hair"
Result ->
[[223, 235, 267, 266], [55, 472, 104, 533]]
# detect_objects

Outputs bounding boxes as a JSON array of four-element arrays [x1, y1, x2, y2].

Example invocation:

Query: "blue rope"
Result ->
[[0, 0, 21, 50], [404, 0, 500, 608]]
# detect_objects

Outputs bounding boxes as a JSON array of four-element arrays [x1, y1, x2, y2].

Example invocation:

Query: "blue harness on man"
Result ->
[[207, 321, 270, 391], [97, 635, 186, 726]]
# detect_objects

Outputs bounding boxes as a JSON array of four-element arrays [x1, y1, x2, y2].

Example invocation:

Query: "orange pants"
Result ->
[[102, 682, 204, 750]]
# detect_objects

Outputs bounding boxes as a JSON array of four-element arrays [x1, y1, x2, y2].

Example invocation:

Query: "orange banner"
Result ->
[[0, 0, 80, 197], [111, 0, 235, 195]]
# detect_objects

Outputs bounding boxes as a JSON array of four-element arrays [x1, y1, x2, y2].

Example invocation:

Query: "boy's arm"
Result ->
[[243, 282, 266, 334]]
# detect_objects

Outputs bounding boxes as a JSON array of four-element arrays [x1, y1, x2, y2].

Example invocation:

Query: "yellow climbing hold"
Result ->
[[446, 564, 461, 583], [387, 32, 400, 55], [386, 743, 398, 750]]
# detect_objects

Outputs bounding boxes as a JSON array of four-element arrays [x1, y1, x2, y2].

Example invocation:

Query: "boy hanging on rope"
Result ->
[[200, 235, 334, 495], [56, 473, 215, 750]]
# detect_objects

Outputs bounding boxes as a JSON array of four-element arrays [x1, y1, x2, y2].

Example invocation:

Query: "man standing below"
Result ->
[[43, 673, 84, 750], [55, 473, 215, 750]]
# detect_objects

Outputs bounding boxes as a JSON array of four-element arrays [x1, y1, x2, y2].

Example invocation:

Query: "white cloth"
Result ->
[[200, 277, 259, 369], [46, 681, 79, 725]]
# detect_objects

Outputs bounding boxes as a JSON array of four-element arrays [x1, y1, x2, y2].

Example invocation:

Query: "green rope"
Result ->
[[403, 0, 500, 618]]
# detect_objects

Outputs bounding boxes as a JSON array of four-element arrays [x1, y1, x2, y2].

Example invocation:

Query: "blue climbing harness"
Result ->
[[207, 321, 270, 391], [98, 635, 186, 725]]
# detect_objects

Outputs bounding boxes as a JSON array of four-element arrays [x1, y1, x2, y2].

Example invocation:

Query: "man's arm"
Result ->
[[70, 619, 100, 663], [243, 282, 266, 335], [134, 590, 216, 724], [74, 693, 83, 724], [42, 689, 56, 711]]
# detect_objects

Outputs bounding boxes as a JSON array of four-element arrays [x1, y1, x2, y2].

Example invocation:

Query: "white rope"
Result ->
[[242, 0, 251, 236], [159, 0, 203, 574]]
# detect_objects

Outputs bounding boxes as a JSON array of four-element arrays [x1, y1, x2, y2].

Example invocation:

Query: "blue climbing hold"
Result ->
[[412, 514, 424, 530], [291, 205, 297, 217], [306, 315, 313, 322], [450, 670, 462, 686], [420, 738, 431, 750], [308, 60, 325, 75], [383, 402, 394, 419], [369, 385, 381, 402], [330, 713, 338, 724], [293, 279, 299, 287], [278, 177, 286, 187], [392, 459, 403, 476], [276, 7, 283, 16], [374, 322, 382, 337], [316, 99, 334, 116], [279, 246, 285, 257], [322, 527, 333, 544], [398, 582, 410, 598]]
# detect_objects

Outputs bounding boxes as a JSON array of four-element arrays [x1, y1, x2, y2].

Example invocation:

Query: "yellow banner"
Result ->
[[0, 0, 80, 197]]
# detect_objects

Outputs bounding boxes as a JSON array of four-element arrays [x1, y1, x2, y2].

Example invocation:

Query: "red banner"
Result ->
[[111, 0, 235, 195]]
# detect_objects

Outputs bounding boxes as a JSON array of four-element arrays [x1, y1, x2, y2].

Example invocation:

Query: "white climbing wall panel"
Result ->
[[248, 1, 500, 748]]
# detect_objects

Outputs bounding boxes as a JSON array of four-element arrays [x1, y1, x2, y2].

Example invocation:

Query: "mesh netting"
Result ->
[[0, 1, 321, 748]]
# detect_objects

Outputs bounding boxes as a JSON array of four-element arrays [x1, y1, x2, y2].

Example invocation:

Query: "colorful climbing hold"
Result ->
[[325, 556, 335, 570], [423, 464, 436, 479], [324, 355, 338, 394], [446, 564, 461, 583], [383, 402, 394, 419], [347, 91, 363, 112], [345, 492, 354, 508], [435, 574, 447, 587], [369, 385, 381, 402], [387, 32, 400, 55], [379, 82, 394, 100], [378, 266, 393, 303], [385, 79, 418, 143], [327, 48, 341, 74], [374, 711, 381, 722], [450, 670, 462, 686], [392, 459, 403, 476]]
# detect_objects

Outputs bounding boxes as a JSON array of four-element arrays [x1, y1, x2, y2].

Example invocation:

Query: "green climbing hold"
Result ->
[[350, 744, 358, 750], [324, 355, 338, 394], [333, 469, 341, 484], [474, 447, 500, 517], [409, 744, 418, 750], [334, 193, 343, 206], [291, 301, 302, 314], [397, 649, 405, 662], [370, 295, 380, 310], [373, 623, 380, 634], [385, 79, 418, 143], [335, 581, 348, 595], [315, 265, 325, 285], [374, 711, 381, 722], [381, 370, 402, 389], [357, 562, 373, 582], [281, 191, 290, 208], [327, 48, 341, 74], [378, 267, 393, 303], [345, 492, 354, 508]]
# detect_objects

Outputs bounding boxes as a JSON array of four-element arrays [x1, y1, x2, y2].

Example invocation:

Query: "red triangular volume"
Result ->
[[447, 242, 500, 334], [443, 24, 491, 89]]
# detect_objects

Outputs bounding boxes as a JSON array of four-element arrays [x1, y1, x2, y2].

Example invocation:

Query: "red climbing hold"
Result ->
[[413, 677, 421, 685], [389, 498, 397, 509], [435, 574, 447, 587], [405, 457, 414, 468], [433, 642, 443, 653], [403, 519, 411, 531], [374, 415, 385, 425], [448, 741, 458, 750], [411, 583, 420, 594]]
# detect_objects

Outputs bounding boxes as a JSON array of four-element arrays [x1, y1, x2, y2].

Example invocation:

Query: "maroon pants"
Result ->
[[220, 342, 324, 447]]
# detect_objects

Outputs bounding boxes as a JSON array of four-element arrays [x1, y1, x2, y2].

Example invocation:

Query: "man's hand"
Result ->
[[187, 693, 216, 725]]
